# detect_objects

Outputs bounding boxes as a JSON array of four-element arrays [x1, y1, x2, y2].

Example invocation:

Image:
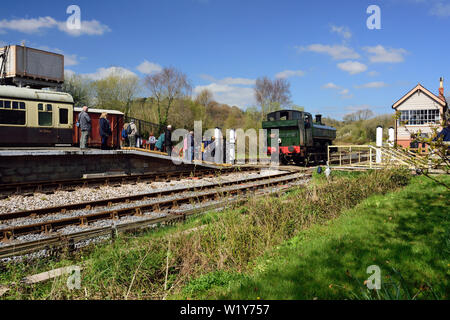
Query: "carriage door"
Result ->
[[57, 106, 72, 145], [304, 113, 313, 147]]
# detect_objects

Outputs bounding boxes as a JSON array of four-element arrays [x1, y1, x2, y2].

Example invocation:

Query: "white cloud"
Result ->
[[322, 82, 352, 98], [0, 17, 56, 34], [364, 45, 407, 63], [367, 71, 379, 77], [275, 70, 305, 79], [136, 60, 162, 74], [339, 88, 353, 99], [57, 20, 111, 36], [84, 66, 137, 80], [322, 82, 341, 89], [337, 61, 367, 75], [64, 69, 76, 78], [194, 80, 255, 108], [430, 2, 450, 17], [330, 25, 352, 39], [354, 81, 388, 89], [0, 16, 110, 36], [297, 44, 360, 60], [219, 77, 255, 85], [200, 75, 255, 86]]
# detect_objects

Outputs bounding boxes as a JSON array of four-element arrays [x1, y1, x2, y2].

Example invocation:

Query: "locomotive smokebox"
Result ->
[[315, 114, 322, 124]]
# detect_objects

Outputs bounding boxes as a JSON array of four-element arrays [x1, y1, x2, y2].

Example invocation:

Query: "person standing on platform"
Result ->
[[121, 123, 129, 148], [148, 132, 157, 150], [164, 125, 173, 156], [189, 131, 194, 161], [99, 112, 112, 150], [128, 120, 138, 147], [156, 132, 165, 151], [79, 106, 91, 149]]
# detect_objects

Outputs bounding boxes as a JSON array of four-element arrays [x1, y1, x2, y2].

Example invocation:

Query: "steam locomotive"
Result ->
[[263, 109, 336, 165]]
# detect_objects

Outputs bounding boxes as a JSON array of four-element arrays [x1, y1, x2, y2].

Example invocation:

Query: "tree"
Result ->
[[195, 88, 214, 107], [254, 76, 291, 120], [343, 109, 375, 122], [92, 70, 140, 115], [62, 72, 94, 107], [145, 67, 192, 127]]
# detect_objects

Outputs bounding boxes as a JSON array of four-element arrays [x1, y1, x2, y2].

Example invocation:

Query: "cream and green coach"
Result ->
[[0, 86, 74, 146]]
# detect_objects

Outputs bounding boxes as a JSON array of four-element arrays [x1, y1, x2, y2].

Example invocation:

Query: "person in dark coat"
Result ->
[[164, 125, 173, 156], [99, 112, 112, 150]]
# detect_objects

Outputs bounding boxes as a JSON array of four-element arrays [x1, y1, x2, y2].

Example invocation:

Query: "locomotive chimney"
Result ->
[[439, 77, 444, 101], [315, 114, 322, 125]]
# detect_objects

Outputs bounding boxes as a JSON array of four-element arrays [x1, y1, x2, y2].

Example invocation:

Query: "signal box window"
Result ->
[[0, 100, 26, 125], [39, 104, 53, 126], [59, 108, 69, 124]]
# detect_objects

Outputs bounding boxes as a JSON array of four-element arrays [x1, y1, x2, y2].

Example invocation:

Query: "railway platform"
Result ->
[[0, 148, 230, 184]]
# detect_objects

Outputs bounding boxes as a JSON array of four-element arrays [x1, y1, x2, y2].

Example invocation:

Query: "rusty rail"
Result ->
[[0, 172, 308, 259], [0, 166, 257, 197], [0, 171, 308, 241]]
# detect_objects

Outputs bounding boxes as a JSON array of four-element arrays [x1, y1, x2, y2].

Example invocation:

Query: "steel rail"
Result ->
[[0, 172, 307, 241], [0, 173, 307, 260], [0, 166, 257, 197], [0, 170, 295, 222]]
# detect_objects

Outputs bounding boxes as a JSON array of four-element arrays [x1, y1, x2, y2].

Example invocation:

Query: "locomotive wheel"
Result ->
[[294, 157, 304, 166], [280, 155, 289, 165]]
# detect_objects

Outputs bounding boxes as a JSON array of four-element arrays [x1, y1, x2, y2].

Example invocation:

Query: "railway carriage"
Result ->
[[263, 109, 336, 165], [0, 85, 124, 148], [0, 85, 74, 146]]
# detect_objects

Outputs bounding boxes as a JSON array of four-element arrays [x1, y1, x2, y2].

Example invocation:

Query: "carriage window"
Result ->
[[279, 111, 289, 121], [39, 106, 53, 126], [12, 102, 19, 109], [292, 112, 302, 120], [19, 102, 26, 110], [59, 108, 68, 124], [304, 115, 312, 128], [0, 103, 26, 125], [38, 103, 44, 111], [47, 104, 52, 111]]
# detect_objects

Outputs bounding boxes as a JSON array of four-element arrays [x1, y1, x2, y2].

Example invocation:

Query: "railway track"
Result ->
[[0, 166, 257, 197], [0, 170, 310, 260]]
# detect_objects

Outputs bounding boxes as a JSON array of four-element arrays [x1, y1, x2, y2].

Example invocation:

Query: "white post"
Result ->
[[214, 127, 223, 164], [228, 129, 236, 164], [388, 127, 395, 147], [376, 126, 383, 164]]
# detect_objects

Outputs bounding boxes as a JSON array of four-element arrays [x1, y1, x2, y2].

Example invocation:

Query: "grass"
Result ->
[[186, 174, 449, 300], [2, 169, 441, 300]]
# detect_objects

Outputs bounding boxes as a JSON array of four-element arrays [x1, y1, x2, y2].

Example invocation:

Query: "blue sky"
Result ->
[[1, 0, 450, 119]]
